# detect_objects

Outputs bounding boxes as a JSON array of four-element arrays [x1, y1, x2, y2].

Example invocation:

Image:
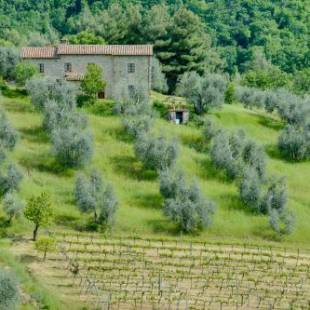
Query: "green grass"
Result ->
[[1, 88, 310, 249]]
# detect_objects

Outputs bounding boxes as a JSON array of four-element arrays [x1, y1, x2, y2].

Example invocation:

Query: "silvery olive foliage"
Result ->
[[176, 72, 227, 114], [75, 170, 117, 226], [0, 268, 20, 310], [51, 126, 93, 168], [134, 133, 178, 172], [160, 168, 215, 233]]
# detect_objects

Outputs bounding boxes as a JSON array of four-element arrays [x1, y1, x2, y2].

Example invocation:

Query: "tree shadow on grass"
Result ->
[[147, 218, 181, 236], [258, 114, 284, 131], [252, 224, 283, 242], [195, 157, 233, 184], [220, 193, 255, 215], [2, 100, 34, 114], [19, 126, 49, 144], [104, 126, 134, 144], [2, 87, 27, 99], [111, 155, 157, 181], [19, 153, 73, 176], [181, 134, 208, 153], [132, 193, 163, 210]]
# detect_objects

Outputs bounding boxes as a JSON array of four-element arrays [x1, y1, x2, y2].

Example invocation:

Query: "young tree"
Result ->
[[81, 64, 106, 101], [2, 192, 24, 224], [75, 170, 117, 226], [24, 192, 53, 241], [35, 236, 57, 260], [51, 126, 93, 168], [15, 62, 38, 86], [0, 268, 20, 309], [134, 133, 178, 172]]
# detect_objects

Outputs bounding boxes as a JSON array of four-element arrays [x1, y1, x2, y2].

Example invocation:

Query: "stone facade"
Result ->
[[21, 44, 153, 101]]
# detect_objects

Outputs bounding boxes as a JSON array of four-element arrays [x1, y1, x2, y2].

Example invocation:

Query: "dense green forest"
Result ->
[[0, 0, 309, 90]]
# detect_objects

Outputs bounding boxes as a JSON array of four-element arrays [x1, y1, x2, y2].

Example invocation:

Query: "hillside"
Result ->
[[1, 88, 310, 247]]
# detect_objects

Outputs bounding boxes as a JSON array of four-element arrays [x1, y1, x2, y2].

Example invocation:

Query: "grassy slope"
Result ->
[[1, 89, 310, 249]]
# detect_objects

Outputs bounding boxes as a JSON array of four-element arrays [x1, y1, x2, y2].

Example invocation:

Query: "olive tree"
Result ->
[[0, 110, 18, 151], [24, 192, 53, 241], [163, 177, 215, 233], [239, 167, 264, 213], [278, 125, 308, 161], [26, 78, 77, 111], [0, 268, 20, 310], [269, 208, 295, 236], [51, 126, 93, 168], [134, 133, 178, 172], [75, 170, 117, 226], [0, 164, 23, 197], [176, 72, 227, 114], [2, 192, 24, 224], [0, 47, 19, 80]]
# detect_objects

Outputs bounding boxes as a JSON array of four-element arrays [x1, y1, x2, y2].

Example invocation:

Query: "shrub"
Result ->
[[15, 62, 38, 86], [75, 170, 117, 227], [2, 192, 24, 224], [51, 126, 93, 168], [0, 268, 20, 309], [163, 179, 215, 233], [278, 125, 308, 161], [134, 133, 178, 172], [24, 192, 53, 241], [224, 82, 235, 104]]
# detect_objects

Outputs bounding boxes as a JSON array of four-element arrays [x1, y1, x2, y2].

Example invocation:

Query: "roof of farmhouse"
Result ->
[[21, 44, 153, 59]]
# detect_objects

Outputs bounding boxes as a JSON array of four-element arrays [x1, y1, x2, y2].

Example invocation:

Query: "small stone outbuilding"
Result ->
[[168, 109, 189, 124]]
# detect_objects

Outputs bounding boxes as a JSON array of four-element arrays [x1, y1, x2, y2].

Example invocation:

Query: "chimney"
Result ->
[[60, 38, 69, 45]]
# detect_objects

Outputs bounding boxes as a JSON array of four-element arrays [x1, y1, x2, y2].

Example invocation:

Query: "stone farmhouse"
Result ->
[[21, 43, 153, 101]]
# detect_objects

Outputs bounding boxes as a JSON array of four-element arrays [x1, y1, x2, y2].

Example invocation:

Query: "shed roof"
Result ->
[[21, 44, 153, 59]]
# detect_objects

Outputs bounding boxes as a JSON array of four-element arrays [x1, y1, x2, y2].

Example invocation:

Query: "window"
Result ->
[[64, 63, 72, 73], [128, 63, 135, 73], [128, 85, 135, 97], [39, 63, 44, 73]]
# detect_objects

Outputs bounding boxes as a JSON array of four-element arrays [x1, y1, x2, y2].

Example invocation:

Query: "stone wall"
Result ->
[[27, 55, 152, 101]]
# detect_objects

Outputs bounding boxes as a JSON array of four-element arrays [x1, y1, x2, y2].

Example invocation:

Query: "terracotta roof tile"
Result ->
[[21, 46, 56, 58], [21, 44, 153, 58]]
